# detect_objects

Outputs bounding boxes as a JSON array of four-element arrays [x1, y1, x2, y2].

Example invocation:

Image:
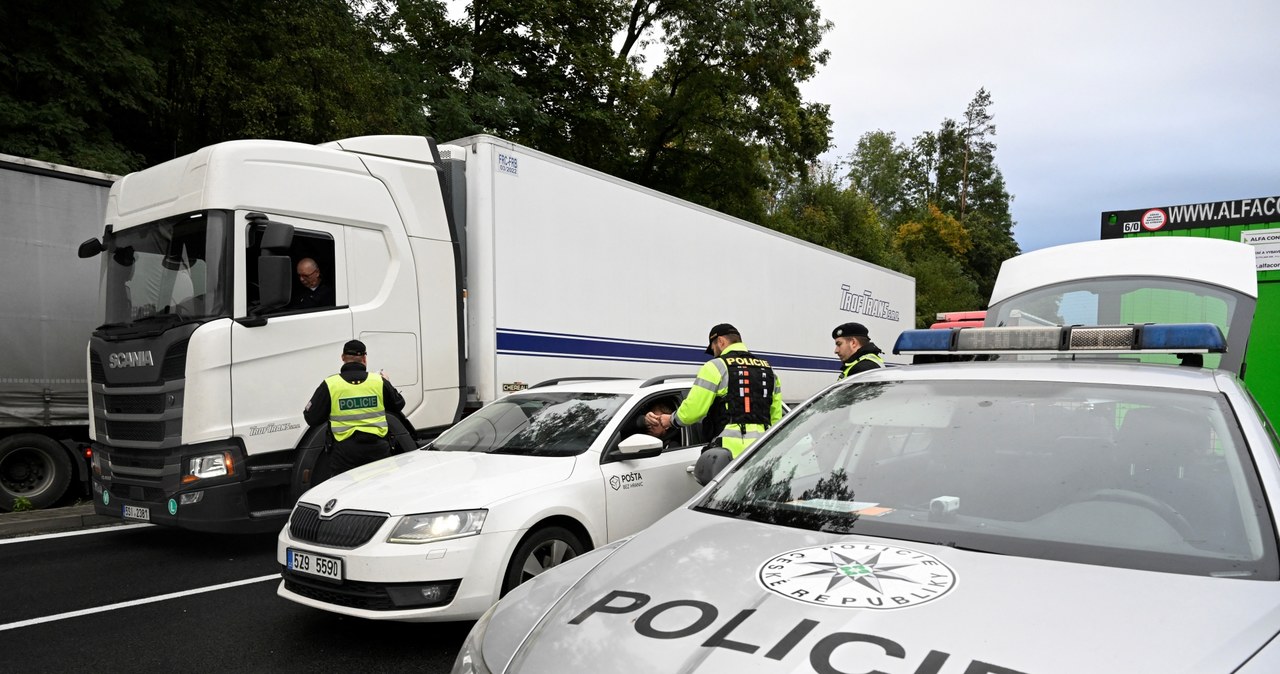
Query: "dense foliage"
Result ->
[[1, 1, 1017, 324]]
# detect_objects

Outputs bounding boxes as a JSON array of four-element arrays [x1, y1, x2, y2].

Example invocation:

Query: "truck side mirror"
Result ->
[[256, 256, 291, 313], [249, 214, 295, 314], [257, 217, 294, 250], [78, 238, 104, 258]]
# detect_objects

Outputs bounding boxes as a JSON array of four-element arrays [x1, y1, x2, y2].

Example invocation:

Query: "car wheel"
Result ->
[[0, 434, 73, 512], [501, 526, 585, 596]]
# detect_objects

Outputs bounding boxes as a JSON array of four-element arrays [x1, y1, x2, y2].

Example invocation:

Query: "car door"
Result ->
[[599, 390, 704, 541]]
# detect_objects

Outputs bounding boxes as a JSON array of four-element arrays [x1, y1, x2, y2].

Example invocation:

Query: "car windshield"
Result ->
[[431, 392, 628, 457], [695, 379, 1278, 579]]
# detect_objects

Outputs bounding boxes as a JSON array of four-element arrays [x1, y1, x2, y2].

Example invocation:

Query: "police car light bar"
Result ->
[[893, 323, 1227, 355]]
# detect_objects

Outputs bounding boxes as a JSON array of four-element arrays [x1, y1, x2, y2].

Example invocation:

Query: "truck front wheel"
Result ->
[[0, 434, 73, 512]]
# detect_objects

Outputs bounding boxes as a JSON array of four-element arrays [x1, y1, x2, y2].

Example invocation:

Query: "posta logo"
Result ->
[[758, 543, 956, 610]]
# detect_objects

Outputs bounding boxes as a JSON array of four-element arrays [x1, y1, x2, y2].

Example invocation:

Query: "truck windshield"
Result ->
[[432, 392, 627, 457], [100, 211, 232, 330]]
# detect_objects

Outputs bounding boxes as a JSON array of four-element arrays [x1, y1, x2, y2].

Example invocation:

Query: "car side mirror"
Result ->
[[617, 434, 663, 459]]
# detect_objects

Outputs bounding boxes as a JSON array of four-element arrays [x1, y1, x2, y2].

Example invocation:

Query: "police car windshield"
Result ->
[[695, 380, 1278, 579], [432, 392, 627, 457]]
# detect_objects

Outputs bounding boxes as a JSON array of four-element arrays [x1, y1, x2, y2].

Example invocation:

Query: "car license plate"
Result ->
[[287, 548, 343, 581], [122, 504, 150, 522]]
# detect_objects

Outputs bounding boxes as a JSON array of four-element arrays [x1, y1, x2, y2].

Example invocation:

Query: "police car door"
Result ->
[[599, 392, 704, 541]]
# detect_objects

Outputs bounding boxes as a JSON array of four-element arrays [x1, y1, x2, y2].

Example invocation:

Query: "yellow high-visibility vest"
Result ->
[[325, 373, 388, 441]]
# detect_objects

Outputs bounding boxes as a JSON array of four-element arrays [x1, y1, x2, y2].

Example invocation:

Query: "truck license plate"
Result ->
[[287, 548, 343, 581], [122, 504, 151, 522]]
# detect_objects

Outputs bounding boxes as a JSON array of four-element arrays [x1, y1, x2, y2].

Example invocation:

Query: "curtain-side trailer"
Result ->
[[1, 154, 117, 511]]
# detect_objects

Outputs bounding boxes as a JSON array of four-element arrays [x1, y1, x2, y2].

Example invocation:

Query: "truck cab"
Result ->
[[82, 137, 463, 532]]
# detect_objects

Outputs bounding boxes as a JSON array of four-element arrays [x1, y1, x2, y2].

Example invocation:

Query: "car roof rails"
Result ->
[[639, 374, 696, 388], [529, 376, 628, 389]]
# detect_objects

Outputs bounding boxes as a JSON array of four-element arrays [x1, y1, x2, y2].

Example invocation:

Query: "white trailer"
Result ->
[[0, 154, 117, 511], [80, 134, 913, 532]]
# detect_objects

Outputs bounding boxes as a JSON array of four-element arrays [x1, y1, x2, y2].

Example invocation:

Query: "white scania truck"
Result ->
[[79, 135, 914, 532]]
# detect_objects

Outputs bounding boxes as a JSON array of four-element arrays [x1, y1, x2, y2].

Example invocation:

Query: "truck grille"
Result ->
[[103, 393, 166, 415], [90, 352, 105, 383], [105, 420, 166, 442], [289, 504, 388, 549], [161, 340, 188, 380]]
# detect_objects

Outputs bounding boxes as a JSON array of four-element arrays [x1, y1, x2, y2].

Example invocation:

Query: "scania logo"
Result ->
[[758, 543, 956, 610], [108, 350, 155, 368], [323, 499, 337, 514]]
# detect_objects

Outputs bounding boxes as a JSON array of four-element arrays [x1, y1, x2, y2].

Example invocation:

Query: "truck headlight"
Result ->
[[388, 510, 486, 544], [452, 601, 497, 674], [183, 451, 235, 484]]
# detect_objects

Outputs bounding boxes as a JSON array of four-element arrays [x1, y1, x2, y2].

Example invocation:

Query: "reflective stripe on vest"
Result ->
[[326, 372, 388, 441], [839, 352, 885, 380]]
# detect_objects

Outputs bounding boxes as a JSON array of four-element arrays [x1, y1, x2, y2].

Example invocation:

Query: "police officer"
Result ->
[[833, 322, 884, 379], [650, 323, 783, 463], [303, 339, 407, 477]]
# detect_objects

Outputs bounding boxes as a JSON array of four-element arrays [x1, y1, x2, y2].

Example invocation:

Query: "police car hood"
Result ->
[[484, 508, 1280, 674], [296, 450, 576, 514]]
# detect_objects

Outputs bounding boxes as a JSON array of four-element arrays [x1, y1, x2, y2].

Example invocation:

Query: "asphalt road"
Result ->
[[0, 525, 472, 673]]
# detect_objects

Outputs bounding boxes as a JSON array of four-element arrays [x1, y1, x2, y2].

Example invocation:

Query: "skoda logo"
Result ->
[[323, 499, 337, 514], [758, 543, 956, 610]]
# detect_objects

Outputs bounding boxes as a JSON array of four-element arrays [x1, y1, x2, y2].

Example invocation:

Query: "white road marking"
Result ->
[[0, 523, 152, 545], [0, 573, 281, 632]]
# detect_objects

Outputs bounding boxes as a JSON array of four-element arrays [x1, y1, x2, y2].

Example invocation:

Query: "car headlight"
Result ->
[[387, 509, 487, 544], [452, 601, 498, 674], [183, 451, 235, 484]]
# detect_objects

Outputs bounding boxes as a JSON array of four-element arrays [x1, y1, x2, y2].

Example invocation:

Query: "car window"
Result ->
[[432, 392, 627, 457], [604, 392, 690, 460], [695, 379, 1278, 579]]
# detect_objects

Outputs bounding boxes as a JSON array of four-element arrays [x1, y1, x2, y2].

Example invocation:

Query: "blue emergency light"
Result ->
[[893, 323, 1227, 355]]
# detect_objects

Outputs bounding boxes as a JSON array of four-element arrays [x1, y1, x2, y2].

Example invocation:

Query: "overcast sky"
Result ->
[[802, 0, 1280, 253]]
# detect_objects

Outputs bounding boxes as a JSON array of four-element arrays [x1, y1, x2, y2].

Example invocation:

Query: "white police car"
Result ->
[[453, 324, 1280, 674], [277, 375, 710, 621]]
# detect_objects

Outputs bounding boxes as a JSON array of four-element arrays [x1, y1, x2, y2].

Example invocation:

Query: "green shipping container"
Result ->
[[1101, 199, 1280, 426]]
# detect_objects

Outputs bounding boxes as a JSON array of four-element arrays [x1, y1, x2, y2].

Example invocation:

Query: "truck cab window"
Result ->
[[246, 225, 337, 314]]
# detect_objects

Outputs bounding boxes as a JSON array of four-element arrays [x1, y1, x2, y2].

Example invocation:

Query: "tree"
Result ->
[[622, 0, 833, 222], [360, 1, 834, 224], [845, 131, 910, 227], [769, 162, 886, 266], [129, 0, 418, 166], [0, 0, 160, 172]]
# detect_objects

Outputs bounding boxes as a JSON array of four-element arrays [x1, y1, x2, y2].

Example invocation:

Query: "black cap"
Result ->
[[343, 339, 367, 356], [705, 323, 739, 355], [832, 322, 869, 339]]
